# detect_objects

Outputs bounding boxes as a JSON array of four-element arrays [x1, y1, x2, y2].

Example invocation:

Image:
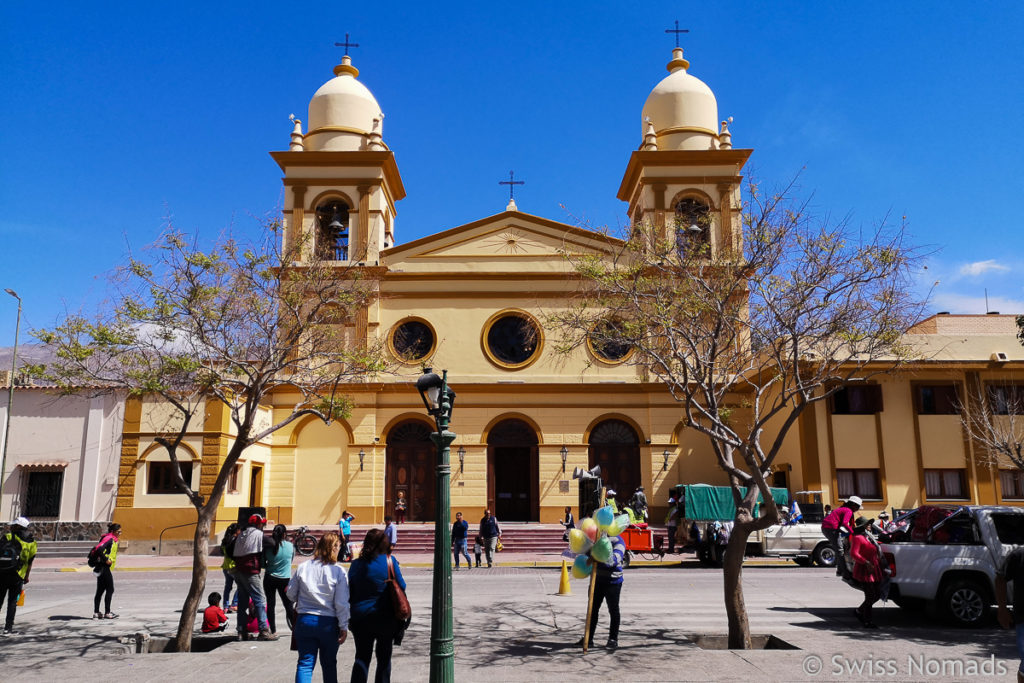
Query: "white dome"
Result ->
[[306, 56, 383, 152], [641, 48, 719, 151]]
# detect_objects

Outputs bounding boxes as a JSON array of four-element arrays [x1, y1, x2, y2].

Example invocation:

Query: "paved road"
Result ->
[[2, 565, 1018, 681]]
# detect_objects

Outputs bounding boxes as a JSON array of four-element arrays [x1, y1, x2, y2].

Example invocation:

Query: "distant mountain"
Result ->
[[0, 344, 54, 369]]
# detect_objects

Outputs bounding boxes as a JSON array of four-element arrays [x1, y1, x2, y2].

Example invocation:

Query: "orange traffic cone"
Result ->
[[557, 560, 572, 596]]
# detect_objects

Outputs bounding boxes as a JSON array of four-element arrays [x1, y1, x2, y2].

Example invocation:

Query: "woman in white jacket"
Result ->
[[287, 532, 350, 683]]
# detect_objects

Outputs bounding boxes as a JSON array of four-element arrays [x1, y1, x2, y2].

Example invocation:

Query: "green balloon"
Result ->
[[591, 536, 612, 563]]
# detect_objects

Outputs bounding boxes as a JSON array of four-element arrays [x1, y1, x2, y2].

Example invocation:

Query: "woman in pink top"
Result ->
[[849, 516, 883, 629], [821, 496, 861, 578]]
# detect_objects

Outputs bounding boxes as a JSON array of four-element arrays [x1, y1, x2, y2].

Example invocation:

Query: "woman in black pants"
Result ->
[[92, 523, 120, 619], [348, 529, 406, 683]]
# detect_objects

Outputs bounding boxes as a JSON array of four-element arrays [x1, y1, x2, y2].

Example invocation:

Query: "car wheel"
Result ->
[[623, 551, 632, 569], [812, 543, 836, 568], [941, 579, 990, 627]]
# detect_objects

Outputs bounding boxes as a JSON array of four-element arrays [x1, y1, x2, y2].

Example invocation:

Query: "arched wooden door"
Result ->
[[487, 419, 539, 522], [386, 421, 434, 522], [588, 419, 641, 500]]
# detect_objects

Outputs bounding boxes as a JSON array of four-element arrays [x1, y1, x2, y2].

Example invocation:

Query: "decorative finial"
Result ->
[[289, 114, 304, 152], [641, 116, 657, 151], [667, 46, 689, 73], [367, 116, 385, 151], [333, 35, 361, 78], [719, 117, 733, 150]]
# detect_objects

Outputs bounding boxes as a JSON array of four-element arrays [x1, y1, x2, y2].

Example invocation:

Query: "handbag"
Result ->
[[496, 540, 504, 552], [386, 555, 412, 622]]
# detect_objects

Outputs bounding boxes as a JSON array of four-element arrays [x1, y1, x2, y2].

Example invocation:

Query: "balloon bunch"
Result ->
[[566, 505, 629, 579]]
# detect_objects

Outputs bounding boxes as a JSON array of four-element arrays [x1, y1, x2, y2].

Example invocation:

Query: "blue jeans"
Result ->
[[232, 570, 269, 633], [453, 539, 471, 567], [295, 614, 341, 683], [1016, 623, 1024, 674], [222, 568, 237, 608]]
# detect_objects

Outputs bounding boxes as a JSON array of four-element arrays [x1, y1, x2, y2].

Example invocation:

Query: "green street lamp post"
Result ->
[[1, 288, 21, 517], [415, 367, 456, 683]]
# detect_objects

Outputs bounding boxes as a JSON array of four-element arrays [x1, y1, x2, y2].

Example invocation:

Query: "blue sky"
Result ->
[[1, 1, 1022, 344]]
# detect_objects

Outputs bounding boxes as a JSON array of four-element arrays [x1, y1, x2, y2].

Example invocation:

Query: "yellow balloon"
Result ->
[[568, 528, 593, 554]]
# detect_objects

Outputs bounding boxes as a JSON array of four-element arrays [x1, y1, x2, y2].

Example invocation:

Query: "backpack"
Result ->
[[0, 534, 23, 575], [87, 539, 112, 568]]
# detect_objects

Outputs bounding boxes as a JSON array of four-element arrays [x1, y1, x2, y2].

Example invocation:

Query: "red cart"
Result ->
[[620, 524, 665, 567]]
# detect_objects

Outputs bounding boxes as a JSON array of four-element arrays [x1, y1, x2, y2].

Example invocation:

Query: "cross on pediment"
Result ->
[[499, 170, 525, 201]]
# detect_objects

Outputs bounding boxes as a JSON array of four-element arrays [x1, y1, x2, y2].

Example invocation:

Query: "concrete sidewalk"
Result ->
[[3, 564, 1019, 682]]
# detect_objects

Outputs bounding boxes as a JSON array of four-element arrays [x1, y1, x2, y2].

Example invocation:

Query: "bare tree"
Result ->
[[961, 379, 1024, 472], [551, 178, 927, 648], [30, 222, 385, 651]]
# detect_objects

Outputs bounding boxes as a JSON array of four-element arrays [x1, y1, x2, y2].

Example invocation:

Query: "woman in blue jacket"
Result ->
[[348, 528, 406, 683]]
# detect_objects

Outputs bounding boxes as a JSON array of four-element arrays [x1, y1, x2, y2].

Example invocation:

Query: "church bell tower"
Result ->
[[271, 50, 405, 266], [618, 45, 751, 256]]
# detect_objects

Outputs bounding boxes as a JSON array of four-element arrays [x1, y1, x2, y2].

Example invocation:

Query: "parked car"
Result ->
[[762, 521, 836, 567], [880, 505, 1024, 627]]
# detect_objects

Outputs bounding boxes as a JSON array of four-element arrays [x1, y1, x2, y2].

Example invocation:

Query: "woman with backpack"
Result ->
[[91, 523, 120, 619], [262, 524, 295, 635]]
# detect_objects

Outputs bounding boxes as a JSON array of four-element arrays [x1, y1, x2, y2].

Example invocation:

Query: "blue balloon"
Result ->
[[595, 505, 615, 528]]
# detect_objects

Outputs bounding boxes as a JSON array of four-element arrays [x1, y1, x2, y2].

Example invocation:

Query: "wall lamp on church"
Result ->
[[663, 449, 671, 471], [560, 446, 568, 472], [359, 449, 365, 471], [457, 446, 465, 473]]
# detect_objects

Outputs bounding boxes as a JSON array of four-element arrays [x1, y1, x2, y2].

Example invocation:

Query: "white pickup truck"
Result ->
[[880, 505, 1024, 627]]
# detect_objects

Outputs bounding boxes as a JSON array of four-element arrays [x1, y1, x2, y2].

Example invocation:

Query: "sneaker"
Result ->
[[3, 629, 18, 636], [237, 632, 248, 642], [257, 630, 279, 641], [606, 639, 618, 649], [104, 613, 119, 619], [92, 612, 103, 620]]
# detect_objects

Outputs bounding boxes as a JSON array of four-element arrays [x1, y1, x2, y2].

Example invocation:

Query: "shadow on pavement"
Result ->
[[768, 604, 1017, 661]]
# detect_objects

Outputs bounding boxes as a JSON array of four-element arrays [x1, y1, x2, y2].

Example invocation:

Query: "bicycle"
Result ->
[[289, 526, 318, 556]]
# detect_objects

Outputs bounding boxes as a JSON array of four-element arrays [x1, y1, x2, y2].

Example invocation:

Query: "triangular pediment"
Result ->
[[382, 211, 623, 269]]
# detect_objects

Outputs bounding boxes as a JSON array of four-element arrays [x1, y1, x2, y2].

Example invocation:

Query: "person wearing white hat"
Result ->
[[0, 516, 37, 635], [821, 496, 862, 579]]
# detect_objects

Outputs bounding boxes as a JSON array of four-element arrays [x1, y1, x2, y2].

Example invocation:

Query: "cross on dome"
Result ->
[[334, 33, 360, 56], [665, 20, 689, 48]]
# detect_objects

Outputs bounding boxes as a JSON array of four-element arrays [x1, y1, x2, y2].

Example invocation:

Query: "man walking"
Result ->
[[451, 512, 471, 569], [384, 515, 397, 550], [0, 517, 37, 635], [577, 532, 626, 649], [479, 509, 501, 568], [232, 514, 277, 641]]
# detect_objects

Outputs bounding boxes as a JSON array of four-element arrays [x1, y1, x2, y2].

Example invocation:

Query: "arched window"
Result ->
[[674, 198, 711, 254], [316, 200, 350, 261]]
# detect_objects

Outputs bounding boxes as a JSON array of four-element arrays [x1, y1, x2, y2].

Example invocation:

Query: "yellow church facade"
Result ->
[[111, 50, 1024, 547]]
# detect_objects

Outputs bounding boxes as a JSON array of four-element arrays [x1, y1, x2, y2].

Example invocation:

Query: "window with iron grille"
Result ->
[[147, 461, 193, 494], [24, 471, 63, 517]]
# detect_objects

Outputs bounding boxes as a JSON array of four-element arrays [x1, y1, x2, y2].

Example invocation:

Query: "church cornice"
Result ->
[[617, 148, 753, 201], [269, 150, 406, 201]]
